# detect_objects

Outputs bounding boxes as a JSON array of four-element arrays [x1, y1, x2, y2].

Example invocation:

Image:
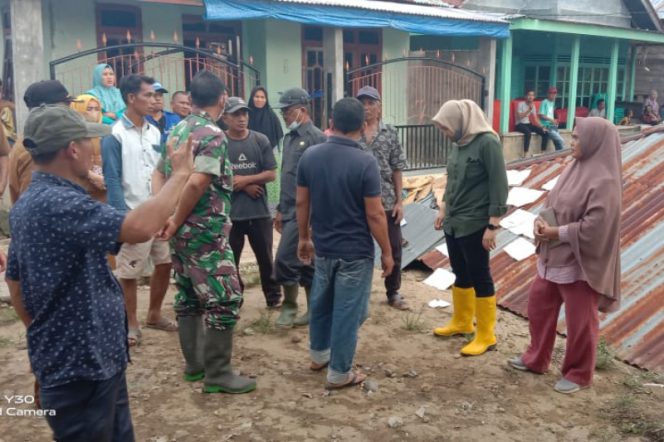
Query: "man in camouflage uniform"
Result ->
[[153, 71, 255, 394]]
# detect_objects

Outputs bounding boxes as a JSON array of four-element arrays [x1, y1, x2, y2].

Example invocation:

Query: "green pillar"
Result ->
[[622, 47, 629, 101], [499, 35, 513, 134], [629, 46, 637, 102], [566, 36, 581, 130], [607, 39, 619, 123], [550, 35, 559, 86]]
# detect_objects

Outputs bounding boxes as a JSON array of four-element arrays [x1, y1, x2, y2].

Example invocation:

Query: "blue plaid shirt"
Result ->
[[6, 172, 128, 388]]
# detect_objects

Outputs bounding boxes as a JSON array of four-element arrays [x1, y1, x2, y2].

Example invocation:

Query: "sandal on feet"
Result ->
[[310, 361, 329, 372], [145, 317, 178, 332], [128, 328, 141, 347], [325, 372, 367, 390], [388, 294, 410, 311]]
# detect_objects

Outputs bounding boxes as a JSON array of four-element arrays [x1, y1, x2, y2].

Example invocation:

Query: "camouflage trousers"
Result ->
[[171, 232, 243, 331]]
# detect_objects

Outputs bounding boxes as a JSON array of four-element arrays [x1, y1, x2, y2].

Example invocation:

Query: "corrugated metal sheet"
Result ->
[[420, 134, 664, 372], [270, 0, 508, 23]]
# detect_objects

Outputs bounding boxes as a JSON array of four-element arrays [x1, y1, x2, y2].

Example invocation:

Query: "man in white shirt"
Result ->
[[589, 99, 607, 119], [102, 74, 176, 347], [515, 90, 549, 157]]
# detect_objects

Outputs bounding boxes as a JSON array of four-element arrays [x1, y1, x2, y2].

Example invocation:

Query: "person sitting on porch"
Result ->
[[644, 89, 659, 116], [641, 104, 661, 125], [515, 90, 549, 158], [88, 64, 125, 125], [618, 109, 634, 126], [146, 82, 181, 145], [537, 87, 565, 151], [589, 99, 606, 119]]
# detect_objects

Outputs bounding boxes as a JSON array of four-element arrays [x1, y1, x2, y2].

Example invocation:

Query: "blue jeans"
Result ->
[[39, 370, 134, 442], [547, 126, 565, 151], [308, 256, 374, 384]]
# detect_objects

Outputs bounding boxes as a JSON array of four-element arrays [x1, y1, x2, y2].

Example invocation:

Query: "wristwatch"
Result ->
[[486, 224, 499, 231]]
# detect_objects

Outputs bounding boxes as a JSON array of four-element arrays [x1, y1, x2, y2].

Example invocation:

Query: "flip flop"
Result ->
[[388, 294, 410, 311], [145, 317, 178, 332], [310, 361, 329, 372], [325, 372, 367, 390], [128, 328, 141, 347]]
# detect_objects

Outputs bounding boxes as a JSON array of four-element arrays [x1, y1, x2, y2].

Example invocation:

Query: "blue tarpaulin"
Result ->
[[204, 0, 509, 39]]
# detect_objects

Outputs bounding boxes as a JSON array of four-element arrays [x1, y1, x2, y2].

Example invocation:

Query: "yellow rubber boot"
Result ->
[[460, 295, 497, 356], [433, 286, 476, 337]]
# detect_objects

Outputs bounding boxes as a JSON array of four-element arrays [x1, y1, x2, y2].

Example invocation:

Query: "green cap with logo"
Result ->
[[23, 105, 111, 155]]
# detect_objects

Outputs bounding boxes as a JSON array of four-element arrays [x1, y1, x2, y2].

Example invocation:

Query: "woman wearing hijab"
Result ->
[[87, 64, 125, 125], [431, 99, 509, 356], [508, 117, 622, 394], [70, 94, 107, 201], [248, 86, 284, 207]]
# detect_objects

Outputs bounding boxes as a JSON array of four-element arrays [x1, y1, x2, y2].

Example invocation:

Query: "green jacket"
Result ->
[[443, 132, 509, 238]]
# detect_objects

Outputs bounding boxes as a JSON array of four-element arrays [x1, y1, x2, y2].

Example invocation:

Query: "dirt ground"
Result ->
[[0, 260, 663, 441]]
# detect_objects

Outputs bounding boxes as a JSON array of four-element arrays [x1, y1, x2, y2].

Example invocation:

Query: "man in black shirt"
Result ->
[[224, 97, 281, 308]]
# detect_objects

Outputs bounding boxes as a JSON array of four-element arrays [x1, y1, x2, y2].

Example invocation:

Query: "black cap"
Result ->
[[273, 87, 311, 109], [224, 96, 250, 114], [24, 80, 76, 109]]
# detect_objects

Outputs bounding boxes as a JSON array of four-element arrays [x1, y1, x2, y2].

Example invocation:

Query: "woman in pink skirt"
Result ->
[[508, 117, 622, 394]]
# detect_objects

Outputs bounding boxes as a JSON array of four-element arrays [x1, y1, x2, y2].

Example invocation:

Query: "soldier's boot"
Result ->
[[293, 285, 311, 327], [275, 284, 299, 328], [177, 315, 205, 382], [202, 328, 256, 394]]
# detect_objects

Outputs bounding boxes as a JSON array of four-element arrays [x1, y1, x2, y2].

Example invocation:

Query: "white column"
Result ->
[[479, 38, 497, 122], [11, 0, 46, 133], [323, 27, 344, 107]]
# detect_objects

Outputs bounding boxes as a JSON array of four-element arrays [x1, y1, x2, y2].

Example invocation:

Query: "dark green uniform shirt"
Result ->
[[443, 132, 508, 238]]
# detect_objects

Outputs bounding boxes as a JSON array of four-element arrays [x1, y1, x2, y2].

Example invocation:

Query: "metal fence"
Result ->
[[395, 124, 451, 170]]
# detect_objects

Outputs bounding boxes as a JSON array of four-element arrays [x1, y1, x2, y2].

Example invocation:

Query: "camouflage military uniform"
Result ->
[[162, 110, 242, 331]]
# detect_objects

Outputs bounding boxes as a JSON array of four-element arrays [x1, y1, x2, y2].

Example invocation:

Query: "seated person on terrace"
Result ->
[[641, 104, 661, 125], [588, 99, 606, 119]]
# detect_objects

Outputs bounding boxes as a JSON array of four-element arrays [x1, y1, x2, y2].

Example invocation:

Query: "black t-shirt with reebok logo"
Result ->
[[226, 130, 277, 221]]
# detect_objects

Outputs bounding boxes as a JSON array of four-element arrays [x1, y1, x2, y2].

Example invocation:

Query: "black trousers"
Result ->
[[39, 370, 134, 442], [385, 210, 403, 298], [445, 228, 495, 297], [515, 123, 549, 153], [230, 217, 281, 306], [274, 217, 315, 287]]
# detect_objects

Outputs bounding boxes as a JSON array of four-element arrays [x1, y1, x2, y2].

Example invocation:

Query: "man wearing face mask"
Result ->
[[272, 88, 326, 328]]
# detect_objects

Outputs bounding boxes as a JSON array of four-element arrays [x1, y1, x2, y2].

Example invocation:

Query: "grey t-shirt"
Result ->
[[227, 130, 277, 221]]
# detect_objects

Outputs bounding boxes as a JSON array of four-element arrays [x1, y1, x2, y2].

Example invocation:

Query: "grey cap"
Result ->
[[224, 96, 250, 114], [356, 85, 381, 101], [273, 87, 311, 109], [23, 105, 111, 155]]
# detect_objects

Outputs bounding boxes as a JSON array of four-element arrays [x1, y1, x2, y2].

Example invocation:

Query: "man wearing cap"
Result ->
[[7, 80, 78, 203], [153, 71, 256, 394], [102, 74, 176, 347], [223, 97, 281, 308], [5, 104, 194, 441], [147, 81, 181, 144], [272, 87, 326, 328], [537, 87, 565, 151], [357, 86, 409, 310]]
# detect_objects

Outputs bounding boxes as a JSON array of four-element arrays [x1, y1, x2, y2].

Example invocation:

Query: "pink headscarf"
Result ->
[[543, 117, 623, 312]]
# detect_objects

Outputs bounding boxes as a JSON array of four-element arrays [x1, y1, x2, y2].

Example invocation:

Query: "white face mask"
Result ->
[[288, 109, 302, 131]]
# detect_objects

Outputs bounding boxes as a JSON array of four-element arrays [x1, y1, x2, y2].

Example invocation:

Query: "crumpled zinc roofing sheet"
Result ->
[[421, 134, 664, 372]]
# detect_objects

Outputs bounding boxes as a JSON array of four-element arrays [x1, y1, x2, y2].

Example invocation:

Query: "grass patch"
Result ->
[[604, 394, 664, 441], [0, 336, 12, 347], [250, 310, 275, 335], [401, 306, 427, 333], [242, 272, 262, 290], [595, 337, 615, 370], [0, 307, 19, 326]]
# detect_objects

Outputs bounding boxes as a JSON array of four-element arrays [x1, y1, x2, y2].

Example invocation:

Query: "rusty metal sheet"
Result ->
[[420, 133, 664, 372]]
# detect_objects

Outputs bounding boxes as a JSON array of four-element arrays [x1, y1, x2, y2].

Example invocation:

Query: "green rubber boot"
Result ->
[[177, 315, 205, 382], [202, 328, 256, 394], [293, 285, 310, 327], [275, 284, 299, 328]]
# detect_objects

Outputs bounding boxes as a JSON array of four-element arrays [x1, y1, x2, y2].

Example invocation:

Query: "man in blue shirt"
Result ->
[[146, 81, 181, 144], [6, 105, 194, 441], [296, 98, 394, 390]]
